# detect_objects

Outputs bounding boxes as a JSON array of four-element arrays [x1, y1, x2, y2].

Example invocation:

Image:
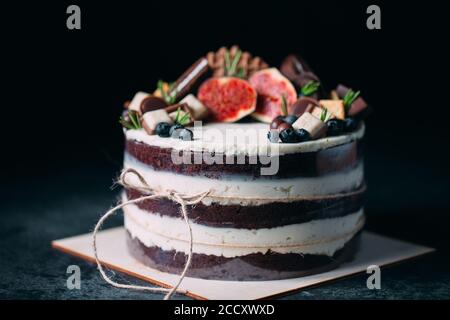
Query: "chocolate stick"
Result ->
[[169, 57, 209, 100]]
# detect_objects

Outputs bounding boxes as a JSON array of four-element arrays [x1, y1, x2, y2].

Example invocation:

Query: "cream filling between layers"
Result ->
[[123, 201, 364, 257], [123, 154, 364, 204], [125, 122, 365, 156]]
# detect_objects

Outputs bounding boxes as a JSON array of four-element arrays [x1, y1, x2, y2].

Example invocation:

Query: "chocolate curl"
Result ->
[[170, 57, 209, 100]]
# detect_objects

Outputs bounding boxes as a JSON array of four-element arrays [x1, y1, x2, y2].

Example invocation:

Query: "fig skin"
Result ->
[[249, 68, 297, 123]]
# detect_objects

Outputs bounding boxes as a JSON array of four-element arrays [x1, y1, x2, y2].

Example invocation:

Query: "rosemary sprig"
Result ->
[[157, 80, 177, 105], [343, 89, 360, 111], [320, 108, 329, 122], [301, 81, 320, 96], [178, 112, 191, 126], [224, 49, 245, 77], [235, 67, 247, 79], [120, 110, 142, 130], [174, 107, 191, 126], [280, 94, 288, 116]]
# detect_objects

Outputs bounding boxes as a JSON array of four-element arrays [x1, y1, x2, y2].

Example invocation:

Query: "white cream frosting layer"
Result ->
[[125, 122, 365, 156], [124, 200, 364, 258], [123, 154, 364, 203]]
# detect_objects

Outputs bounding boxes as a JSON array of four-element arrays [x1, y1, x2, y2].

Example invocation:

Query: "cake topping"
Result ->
[[295, 128, 311, 142], [179, 94, 209, 120], [300, 80, 321, 97], [336, 84, 369, 119], [290, 96, 320, 116], [279, 127, 300, 143], [292, 112, 327, 139], [155, 122, 172, 137], [280, 54, 321, 89], [141, 109, 173, 135], [326, 119, 345, 136], [127, 91, 150, 114], [120, 110, 142, 130], [197, 77, 257, 122], [140, 96, 168, 114], [249, 68, 297, 123], [170, 58, 209, 100], [165, 103, 192, 125], [207, 46, 268, 78], [120, 48, 370, 144], [319, 99, 345, 120]]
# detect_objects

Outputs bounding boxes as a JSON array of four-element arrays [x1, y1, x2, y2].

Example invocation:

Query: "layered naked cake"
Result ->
[[119, 47, 370, 280]]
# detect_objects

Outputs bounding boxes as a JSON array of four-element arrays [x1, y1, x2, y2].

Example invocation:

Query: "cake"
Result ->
[[119, 46, 370, 281]]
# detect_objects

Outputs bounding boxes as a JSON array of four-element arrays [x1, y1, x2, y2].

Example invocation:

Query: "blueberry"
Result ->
[[326, 119, 345, 136], [280, 128, 300, 143], [283, 115, 298, 125], [267, 130, 279, 143], [344, 117, 359, 132], [156, 122, 172, 137], [295, 129, 311, 142], [169, 124, 185, 137], [177, 128, 193, 141]]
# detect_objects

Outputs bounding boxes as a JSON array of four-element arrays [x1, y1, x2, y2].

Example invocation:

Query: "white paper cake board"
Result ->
[[52, 228, 434, 300]]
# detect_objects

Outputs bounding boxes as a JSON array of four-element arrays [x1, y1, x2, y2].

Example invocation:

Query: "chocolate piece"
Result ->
[[140, 96, 168, 114], [348, 98, 370, 118], [128, 91, 150, 114], [320, 100, 345, 120], [141, 109, 173, 135], [126, 231, 361, 281], [170, 58, 209, 100], [280, 54, 321, 88], [336, 84, 370, 119], [180, 94, 209, 120], [292, 112, 327, 139], [289, 97, 320, 116]]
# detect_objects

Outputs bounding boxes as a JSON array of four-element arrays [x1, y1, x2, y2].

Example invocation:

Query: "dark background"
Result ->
[[1, 1, 449, 299]]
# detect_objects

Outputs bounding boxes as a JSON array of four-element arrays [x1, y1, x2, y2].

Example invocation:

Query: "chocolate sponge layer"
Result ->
[[126, 231, 361, 281], [125, 139, 363, 178], [125, 187, 364, 229]]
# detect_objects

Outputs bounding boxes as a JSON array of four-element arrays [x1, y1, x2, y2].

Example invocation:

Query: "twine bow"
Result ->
[[92, 168, 210, 300]]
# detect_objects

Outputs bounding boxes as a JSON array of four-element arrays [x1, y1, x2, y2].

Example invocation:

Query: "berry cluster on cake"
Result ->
[[119, 46, 370, 281]]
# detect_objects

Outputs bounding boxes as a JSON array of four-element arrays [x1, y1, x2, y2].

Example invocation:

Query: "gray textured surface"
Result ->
[[1, 157, 449, 300]]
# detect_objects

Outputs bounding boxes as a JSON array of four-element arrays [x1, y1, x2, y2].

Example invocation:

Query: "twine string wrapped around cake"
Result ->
[[92, 168, 210, 300]]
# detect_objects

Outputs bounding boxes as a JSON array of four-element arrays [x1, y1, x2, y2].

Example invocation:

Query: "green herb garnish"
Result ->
[[235, 67, 247, 79], [280, 94, 288, 116], [119, 110, 142, 130], [301, 81, 320, 96], [173, 107, 191, 126], [343, 89, 360, 111], [224, 49, 245, 78], [157, 80, 178, 105], [178, 112, 191, 125], [320, 108, 329, 122]]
